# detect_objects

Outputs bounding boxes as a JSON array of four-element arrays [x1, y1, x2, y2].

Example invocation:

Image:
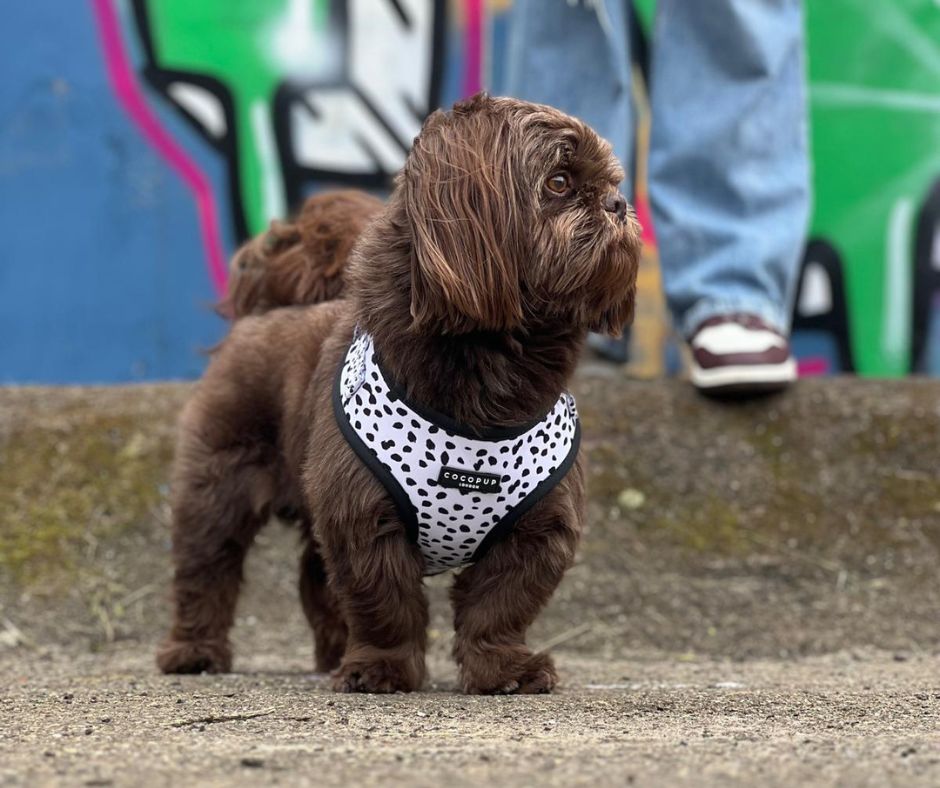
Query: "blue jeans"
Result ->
[[507, 0, 810, 337]]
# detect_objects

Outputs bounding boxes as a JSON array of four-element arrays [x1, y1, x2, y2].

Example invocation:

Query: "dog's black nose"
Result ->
[[603, 192, 627, 222]]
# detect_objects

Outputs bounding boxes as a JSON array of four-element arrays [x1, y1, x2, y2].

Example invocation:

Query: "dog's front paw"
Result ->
[[156, 638, 232, 674], [332, 653, 424, 693], [459, 647, 557, 695], [515, 652, 557, 694]]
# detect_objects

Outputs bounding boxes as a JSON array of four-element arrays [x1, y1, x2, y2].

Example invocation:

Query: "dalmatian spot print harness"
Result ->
[[333, 329, 581, 575]]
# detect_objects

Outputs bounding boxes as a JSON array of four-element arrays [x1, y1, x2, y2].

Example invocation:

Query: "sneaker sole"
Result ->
[[690, 357, 798, 391]]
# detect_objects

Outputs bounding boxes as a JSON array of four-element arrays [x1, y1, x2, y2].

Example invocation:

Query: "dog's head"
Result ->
[[399, 92, 641, 335], [219, 189, 384, 319]]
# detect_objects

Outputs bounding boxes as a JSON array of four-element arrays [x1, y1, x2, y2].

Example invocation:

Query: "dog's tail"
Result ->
[[217, 189, 385, 319]]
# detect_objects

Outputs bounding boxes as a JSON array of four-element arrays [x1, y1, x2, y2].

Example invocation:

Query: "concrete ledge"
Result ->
[[1, 377, 938, 658]]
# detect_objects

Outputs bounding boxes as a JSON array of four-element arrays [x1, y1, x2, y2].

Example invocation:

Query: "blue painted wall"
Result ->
[[0, 2, 225, 383]]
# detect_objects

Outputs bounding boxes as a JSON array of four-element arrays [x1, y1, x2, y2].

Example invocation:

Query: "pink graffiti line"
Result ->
[[634, 192, 656, 248], [461, 0, 484, 97], [797, 356, 830, 377], [91, 0, 228, 296]]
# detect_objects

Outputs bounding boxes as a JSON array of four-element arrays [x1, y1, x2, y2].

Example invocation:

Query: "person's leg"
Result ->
[[648, 0, 810, 390], [507, 0, 634, 173]]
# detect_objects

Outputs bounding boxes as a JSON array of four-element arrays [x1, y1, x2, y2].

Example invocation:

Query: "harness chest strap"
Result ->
[[333, 330, 581, 575]]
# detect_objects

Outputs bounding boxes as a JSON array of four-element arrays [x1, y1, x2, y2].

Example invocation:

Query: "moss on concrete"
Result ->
[[0, 409, 173, 585], [1, 378, 939, 657], [650, 499, 750, 555]]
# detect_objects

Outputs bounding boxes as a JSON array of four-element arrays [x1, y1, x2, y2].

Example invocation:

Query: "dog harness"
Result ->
[[333, 329, 581, 575]]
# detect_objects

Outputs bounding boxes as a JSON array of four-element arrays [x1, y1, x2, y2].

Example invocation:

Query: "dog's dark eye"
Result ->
[[545, 172, 572, 196]]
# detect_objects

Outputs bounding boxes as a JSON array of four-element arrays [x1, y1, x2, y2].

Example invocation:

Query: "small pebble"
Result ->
[[617, 488, 645, 510]]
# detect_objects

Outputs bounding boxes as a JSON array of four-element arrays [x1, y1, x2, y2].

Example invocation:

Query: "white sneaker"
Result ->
[[688, 314, 797, 396]]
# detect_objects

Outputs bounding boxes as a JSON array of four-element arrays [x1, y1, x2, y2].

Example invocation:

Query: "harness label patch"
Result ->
[[437, 466, 502, 494]]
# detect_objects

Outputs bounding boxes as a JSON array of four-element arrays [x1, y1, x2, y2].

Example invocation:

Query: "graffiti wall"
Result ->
[[1, 0, 939, 382], [801, 0, 940, 376]]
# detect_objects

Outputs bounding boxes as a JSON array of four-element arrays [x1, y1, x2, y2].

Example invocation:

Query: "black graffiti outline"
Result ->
[[911, 177, 940, 372], [129, 0, 251, 242], [130, 0, 447, 243], [273, 0, 448, 210], [791, 240, 855, 373]]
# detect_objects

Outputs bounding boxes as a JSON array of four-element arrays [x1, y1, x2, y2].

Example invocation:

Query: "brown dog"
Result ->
[[218, 189, 384, 319], [156, 93, 641, 694]]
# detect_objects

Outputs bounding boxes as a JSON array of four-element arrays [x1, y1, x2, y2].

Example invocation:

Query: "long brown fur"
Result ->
[[156, 93, 641, 694], [218, 189, 384, 319]]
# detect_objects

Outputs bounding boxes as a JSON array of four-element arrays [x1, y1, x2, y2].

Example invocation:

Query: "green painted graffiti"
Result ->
[[806, 0, 940, 375], [132, 0, 446, 239], [135, 0, 338, 236]]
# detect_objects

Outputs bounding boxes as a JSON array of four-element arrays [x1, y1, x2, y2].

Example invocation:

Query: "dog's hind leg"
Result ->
[[156, 441, 275, 674], [298, 535, 348, 672]]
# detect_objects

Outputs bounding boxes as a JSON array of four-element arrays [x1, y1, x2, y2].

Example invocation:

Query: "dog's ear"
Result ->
[[402, 103, 523, 333]]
